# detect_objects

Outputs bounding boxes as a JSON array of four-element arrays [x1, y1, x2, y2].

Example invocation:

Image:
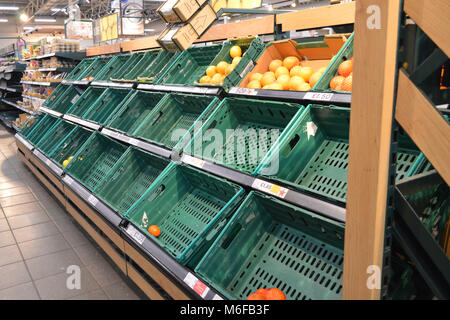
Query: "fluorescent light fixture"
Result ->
[[268, 5, 273, 11], [291, 3, 296, 7], [144, 28, 155, 32], [0, 6, 19, 10], [34, 18, 56, 22], [20, 13, 28, 21], [23, 26, 36, 30], [0, 18, 8, 22]]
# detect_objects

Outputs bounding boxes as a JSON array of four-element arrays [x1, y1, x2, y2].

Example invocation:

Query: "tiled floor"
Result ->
[[0, 124, 145, 300]]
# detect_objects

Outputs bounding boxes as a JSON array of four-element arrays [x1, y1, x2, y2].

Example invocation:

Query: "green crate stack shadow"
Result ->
[[195, 191, 345, 300]]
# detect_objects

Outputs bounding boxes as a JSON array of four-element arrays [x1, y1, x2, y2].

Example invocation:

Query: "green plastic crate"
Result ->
[[313, 33, 354, 92], [66, 86, 106, 118], [82, 88, 134, 126], [35, 119, 76, 156], [48, 85, 83, 113], [109, 52, 146, 81], [256, 105, 424, 203], [105, 90, 166, 135], [65, 58, 96, 81], [120, 50, 160, 82], [64, 132, 127, 191], [94, 54, 132, 81], [77, 57, 111, 81], [42, 84, 71, 109], [125, 163, 245, 267], [133, 93, 220, 151], [94, 147, 172, 217], [48, 126, 92, 168], [185, 97, 303, 174], [17, 114, 45, 137], [135, 51, 181, 83], [195, 191, 345, 300], [26, 114, 59, 146], [156, 44, 224, 86]]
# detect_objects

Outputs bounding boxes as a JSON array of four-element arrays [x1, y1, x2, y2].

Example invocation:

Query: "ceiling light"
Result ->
[[23, 26, 36, 30], [0, 18, 8, 22], [34, 18, 56, 22], [0, 6, 19, 10], [144, 28, 155, 32], [20, 13, 28, 21], [268, 5, 273, 11], [291, 3, 296, 7]]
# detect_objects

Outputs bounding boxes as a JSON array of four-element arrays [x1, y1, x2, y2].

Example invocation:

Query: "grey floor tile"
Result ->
[[6, 211, 50, 230], [63, 229, 91, 248], [0, 282, 40, 300], [18, 233, 70, 260], [69, 289, 109, 300], [0, 262, 31, 290], [0, 230, 15, 248], [0, 175, 22, 184], [34, 267, 100, 300], [0, 245, 22, 266], [0, 186, 30, 198], [3, 201, 45, 218], [26, 248, 83, 281], [86, 258, 123, 287], [0, 193, 37, 208], [103, 281, 141, 300], [0, 218, 9, 232], [73, 243, 106, 266], [53, 216, 82, 233], [0, 181, 26, 191], [13, 221, 60, 243]]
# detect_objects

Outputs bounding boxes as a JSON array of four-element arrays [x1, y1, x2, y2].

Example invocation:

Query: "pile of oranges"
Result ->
[[247, 288, 286, 300], [246, 56, 327, 91], [199, 45, 243, 85], [329, 58, 353, 91]]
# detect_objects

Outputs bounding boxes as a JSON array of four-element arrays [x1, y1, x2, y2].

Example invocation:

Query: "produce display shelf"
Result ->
[[20, 80, 59, 86], [25, 67, 73, 72], [2, 99, 35, 114], [90, 81, 135, 88], [39, 107, 63, 118], [0, 86, 22, 93], [22, 95, 46, 103], [137, 83, 222, 96], [21, 51, 86, 61]]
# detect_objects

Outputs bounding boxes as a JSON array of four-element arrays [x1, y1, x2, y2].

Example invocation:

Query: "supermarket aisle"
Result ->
[[0, 125, 145, 300]]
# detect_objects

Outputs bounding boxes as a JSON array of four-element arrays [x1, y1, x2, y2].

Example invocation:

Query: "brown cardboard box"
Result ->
[[189, 3, 217, 36], [157, 24, 198, 51], [158, 0, 207, 23]]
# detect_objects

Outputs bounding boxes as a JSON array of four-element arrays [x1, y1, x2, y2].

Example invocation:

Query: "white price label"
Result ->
[[184, 273, 210, 298], [183, 155, 205, 169], [88, 195, 98, 207], [230, 87, 257, 96], [252, 179, 289, 199], [126, 224, 146, 245], [304, 92, 334, 101], [65, 176, 74, 186], [46, 158, 52, 167]]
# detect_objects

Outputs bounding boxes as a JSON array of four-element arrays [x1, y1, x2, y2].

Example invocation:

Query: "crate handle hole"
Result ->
[[147, 184, 165, 202], [151, 111, 164, 125], [220, 222, 242, 250]]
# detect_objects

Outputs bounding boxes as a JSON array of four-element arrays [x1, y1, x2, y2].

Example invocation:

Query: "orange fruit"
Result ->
[[269, 59, 283, 73], [230, 45, 242, 58], [290, 65, 302, 77], [247, 80, 261, 89], [336, 84, 343, 91], [265, 288, 286, 300], [206, 66, 216, 77], [199, 75, 211, 84], [298, 83, 311, 91], [299, 66, 314, 83], [210, 73, 222, 84], [338, 59, 353, 77], [309, 71, 323, 87], [247, 293, 266, 300], [276, 74, 290, 90], [232, 57, 241, 65], [261, 71, 276, 87], [275, 66, 289, 79], [148, 225, 160, 237], [289, 76, 305, 91], [270, 83, 283, 90], [341, 75, 352, 91], [250, 73, 263, 82], [216, 61, 228, 75], [329, 75, 345, 90], [283, 56, 300, 70]]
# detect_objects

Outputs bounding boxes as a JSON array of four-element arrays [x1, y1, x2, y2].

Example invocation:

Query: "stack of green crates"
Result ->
[[16, 114, 45, 137], [256, 105, 425, 203], [133, 93, 219, 151], [135, 51, 180, 83], [66, 87, 106, 118], [41, 84, 70, 109], [94, 54, 133, 82], [76, 57, 111, 81], [195, 191, 345, 300], [64, 132, 127, 191], [94, 147, 172, 217], [120, 50, 160, 82], [25, 114, 59, 146], [35, 119, 76, 156], [109, 52, 147, 82], [105, 91, 166, 135], [125, 163, 245, 267], [156, 44, 224, 86], [47, 85, 82, 114], [65, 58, 96, 81], [185, 97, 303, 174]]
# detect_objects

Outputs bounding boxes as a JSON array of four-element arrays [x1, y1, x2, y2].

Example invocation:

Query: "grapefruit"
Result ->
[[247, 80, 262, 89], [329, 75, 345, 90], [210, 73, 222, 84], [225, 64, 234, 75], [341, 75, 352, 91], [299, 66, 314, 82], [199, 75, 211, 84], [289, 76, 305, 91], [283, 56, 300, 70], [269, 59, 283, 73], [206, 66, 216, 77], [261, 71, 276, 87], [338, 59, 353, 77], [309, 71, 323, 87], [275, 66, 289, 79], [298, 82, 312, 91], [290, 65, 302, 77], [276, 74, 291, 90], [232, 56, 241, 65], [216, 61, 228, 75], [318, 67, 327, 73], [250, 73, 263, 82], [230, 45, 242, 58]]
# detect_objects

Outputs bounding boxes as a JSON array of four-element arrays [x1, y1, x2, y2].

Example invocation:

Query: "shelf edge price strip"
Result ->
[[183, 272, 210, 299], [252, 178, 289, 199], [126, 224, 146, 245]]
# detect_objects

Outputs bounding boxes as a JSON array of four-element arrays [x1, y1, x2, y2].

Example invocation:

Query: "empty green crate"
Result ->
[[64, 132, 127, 190], [94, 147, 172, 217], [77, 57, 111, 81], [17, 114, 45, 137], [35, 119, 76, 156], [195, 191, 345, 300], [26, 114, 59, 146], [256, 105, 424, 203], [105, 90, 166, 135], [48, 85, 83, 113], [42, 84, 71, 109], [109, 52, 146, 81], [313, 33, 354, 92], [125, 163, 245, 267], [133, 93, 219, 150], [66, 87, 106, 118], [185, 97, 303, 174], [156, 44, 224, 86], [65, 58, 96, 81], [121, 50, 160, 82], [135, 50, 180, 83], [82, 88, 134, 126], [94, 54, 132, 81], [48, 126, 92, 168]]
